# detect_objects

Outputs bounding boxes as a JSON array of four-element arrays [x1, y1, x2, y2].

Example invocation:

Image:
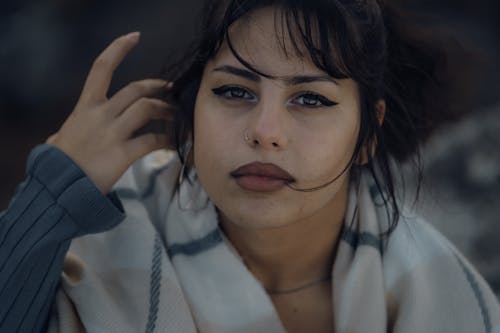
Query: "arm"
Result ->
[[0, 32, 173, 332], [0, 144, 125, 333]]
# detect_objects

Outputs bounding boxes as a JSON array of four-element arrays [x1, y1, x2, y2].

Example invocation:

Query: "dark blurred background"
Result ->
[[1, 1, 499, 294]]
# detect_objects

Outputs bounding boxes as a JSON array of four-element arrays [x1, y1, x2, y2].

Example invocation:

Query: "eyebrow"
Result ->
[[212, 65, 337, 85]]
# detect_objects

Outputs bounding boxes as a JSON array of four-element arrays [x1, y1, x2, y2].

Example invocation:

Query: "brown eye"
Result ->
[[292, 92, 337, 108], [212, 86, 255, 101]]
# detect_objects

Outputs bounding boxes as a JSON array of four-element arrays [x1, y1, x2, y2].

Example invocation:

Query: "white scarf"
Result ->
[[48, 149, 500, 333]]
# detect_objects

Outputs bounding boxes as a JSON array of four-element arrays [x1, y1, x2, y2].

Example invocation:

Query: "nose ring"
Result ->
[[244, 130, 250, 142]]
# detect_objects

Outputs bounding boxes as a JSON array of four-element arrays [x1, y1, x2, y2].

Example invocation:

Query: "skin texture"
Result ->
[[193, 7, 369, 332]]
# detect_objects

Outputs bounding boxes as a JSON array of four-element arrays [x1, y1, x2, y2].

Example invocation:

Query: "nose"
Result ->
[[245, 98, 288, 150]]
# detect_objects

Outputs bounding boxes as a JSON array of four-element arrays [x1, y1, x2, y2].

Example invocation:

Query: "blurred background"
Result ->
[[1, 0, 499, 294]]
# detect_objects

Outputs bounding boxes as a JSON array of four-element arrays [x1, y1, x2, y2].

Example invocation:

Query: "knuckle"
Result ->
[[154, 99, 169, 109], [140, 97, 167, 110], [140, 97, 155, 106], [147, 98, 168, 110], [133, 97, 155, 111], [127, 79, 166, 95], [129, 81, 149, 94]]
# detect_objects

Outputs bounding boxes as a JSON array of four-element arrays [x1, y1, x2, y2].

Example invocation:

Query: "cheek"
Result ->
[[193, 92, 236, 180], [293, 115, 360, 182], [193, 101, 215, 176], [194, 87, 232, 143]]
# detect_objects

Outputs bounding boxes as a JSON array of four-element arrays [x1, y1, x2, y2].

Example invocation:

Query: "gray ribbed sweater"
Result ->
[[0, 144, 126, 333]]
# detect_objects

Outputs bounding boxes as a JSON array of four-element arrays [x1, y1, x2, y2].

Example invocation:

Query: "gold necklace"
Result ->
[[264, 274, 332, 295]]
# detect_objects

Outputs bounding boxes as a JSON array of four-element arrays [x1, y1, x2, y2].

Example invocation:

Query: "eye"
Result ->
[[292, 92, 337, 108], [212, 85, 255, 101]]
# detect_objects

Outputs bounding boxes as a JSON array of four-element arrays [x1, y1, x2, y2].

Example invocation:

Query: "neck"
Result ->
[[218, 178, 349, 292]]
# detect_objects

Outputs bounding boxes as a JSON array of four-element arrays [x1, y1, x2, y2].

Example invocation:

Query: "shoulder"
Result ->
[[384, 211, 454, 270], [383, 209, 480, 285], [383, 209, 500, 330]]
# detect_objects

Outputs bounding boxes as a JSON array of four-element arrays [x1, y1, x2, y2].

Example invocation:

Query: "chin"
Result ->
[[216, 200, 300, 230]]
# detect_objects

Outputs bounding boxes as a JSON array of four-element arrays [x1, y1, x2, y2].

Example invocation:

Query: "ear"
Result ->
[[356, 99, 386, 165]]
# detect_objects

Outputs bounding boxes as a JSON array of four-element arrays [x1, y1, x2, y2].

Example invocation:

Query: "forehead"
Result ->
[[207, 6, 327, 77]]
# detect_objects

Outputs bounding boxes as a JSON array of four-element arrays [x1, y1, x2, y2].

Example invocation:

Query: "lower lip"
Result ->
[[234, 175, 288, 192]]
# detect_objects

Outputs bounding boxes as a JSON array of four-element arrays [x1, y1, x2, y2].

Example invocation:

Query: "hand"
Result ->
[[45, 32, 173, 195]]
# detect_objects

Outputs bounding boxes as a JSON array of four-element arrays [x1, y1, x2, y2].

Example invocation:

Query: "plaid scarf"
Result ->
[[48, 150, 500, 332]]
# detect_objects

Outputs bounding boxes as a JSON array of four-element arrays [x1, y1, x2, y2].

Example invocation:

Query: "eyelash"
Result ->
[[211, 86, 337, 108], [212, 86, 255, 101], [292, 91, 337, 107]]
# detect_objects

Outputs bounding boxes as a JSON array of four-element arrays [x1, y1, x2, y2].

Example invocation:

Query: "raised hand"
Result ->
[[45, 32, 173, 195]]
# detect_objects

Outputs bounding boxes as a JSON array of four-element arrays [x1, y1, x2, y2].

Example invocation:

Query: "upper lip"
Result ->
[[230, 162, 295, 182]]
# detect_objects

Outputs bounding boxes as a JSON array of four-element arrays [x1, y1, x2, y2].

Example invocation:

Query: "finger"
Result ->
[[115, 98, 173, 136], [123, 133, 170, 162], [80, 32, 141, 104], [106, 79, 170, 117]]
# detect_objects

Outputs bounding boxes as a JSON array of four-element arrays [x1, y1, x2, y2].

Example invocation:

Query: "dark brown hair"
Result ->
[[161, 0, 477, 235]]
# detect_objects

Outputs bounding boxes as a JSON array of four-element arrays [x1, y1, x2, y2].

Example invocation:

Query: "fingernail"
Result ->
[[165, 81, 174, 89], [126, 31, 141, 41]]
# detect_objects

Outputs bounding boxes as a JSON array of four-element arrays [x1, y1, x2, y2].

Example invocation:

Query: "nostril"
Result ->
[[272, 142, 279, 147]]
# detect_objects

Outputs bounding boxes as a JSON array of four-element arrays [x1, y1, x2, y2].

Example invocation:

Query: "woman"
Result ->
[[1, 0, 499, 332]]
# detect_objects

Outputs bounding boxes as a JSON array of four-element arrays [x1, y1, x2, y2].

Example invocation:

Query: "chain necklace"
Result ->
[[236, 246, 333, 296], [264, 274, 332, 295]]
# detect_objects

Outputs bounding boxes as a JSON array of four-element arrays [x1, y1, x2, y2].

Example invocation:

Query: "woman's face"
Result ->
[[193, 6, 361, 229]]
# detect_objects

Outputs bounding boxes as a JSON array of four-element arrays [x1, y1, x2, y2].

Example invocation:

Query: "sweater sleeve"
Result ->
[[0, 143, 127, 333]]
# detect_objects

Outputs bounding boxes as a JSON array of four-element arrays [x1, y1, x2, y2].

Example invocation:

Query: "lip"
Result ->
[[230, 162, 295, 192]]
